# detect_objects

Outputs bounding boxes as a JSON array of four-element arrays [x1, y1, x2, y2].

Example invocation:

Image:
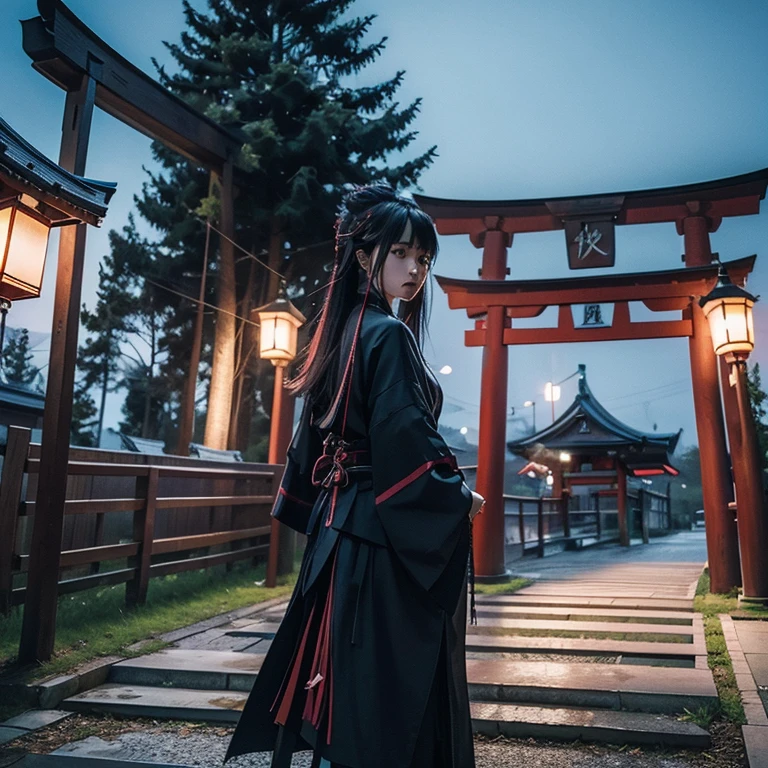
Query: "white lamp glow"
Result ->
[[699, 268, 756, 362], [0, 196, 50, 302], [255, 282, 306, 367]]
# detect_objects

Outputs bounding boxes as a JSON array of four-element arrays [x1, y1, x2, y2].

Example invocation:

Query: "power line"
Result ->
[[141, 277, 260, 328], [601, 378, 689, 404]]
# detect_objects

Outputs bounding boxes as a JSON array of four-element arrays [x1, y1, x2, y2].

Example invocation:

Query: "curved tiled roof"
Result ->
[[508, 364, 682, 455], [0, 115, 116, 224]]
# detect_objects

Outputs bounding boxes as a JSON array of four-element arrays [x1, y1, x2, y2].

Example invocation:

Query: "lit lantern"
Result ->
[[255, 281, 306, 367], [699, 266, 757, 362], [0, 194, 51, 302]]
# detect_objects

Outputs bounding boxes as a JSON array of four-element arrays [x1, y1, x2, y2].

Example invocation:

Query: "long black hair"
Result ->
[[287, 182, 439, 419]]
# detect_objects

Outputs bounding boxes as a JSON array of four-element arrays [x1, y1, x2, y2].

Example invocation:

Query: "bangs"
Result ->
[[362, 202, 439, 270], [403, 208, 439, 258]]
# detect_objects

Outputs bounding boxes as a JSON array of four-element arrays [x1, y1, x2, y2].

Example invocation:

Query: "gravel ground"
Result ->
[[0, 715, 746, 768]]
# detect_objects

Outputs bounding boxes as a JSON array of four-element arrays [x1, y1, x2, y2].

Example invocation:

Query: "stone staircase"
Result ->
[[60, 534, 717, 750]]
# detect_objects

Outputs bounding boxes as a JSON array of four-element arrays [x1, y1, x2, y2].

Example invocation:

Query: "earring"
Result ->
[[356, 250, 370, 271]]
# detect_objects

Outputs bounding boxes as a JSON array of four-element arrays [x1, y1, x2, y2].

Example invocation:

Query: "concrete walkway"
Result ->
[[721, 614, 768, 768], [46, 529, 717, 757]]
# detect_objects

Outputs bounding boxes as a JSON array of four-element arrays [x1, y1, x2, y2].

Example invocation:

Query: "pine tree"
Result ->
[[78, 226, 140, 443], [2, 328, 42, 390], [747, 362, 768, 470], [136, 0, 437, 451], [71, 377, 98, 447]]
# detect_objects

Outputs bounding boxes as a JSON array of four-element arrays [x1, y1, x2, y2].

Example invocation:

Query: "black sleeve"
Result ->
[[271, 398, 323, 533], [365, 319, 472, 608]]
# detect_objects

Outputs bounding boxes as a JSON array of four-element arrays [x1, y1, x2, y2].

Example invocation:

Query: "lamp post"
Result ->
[[523, 400, 536, 433], [700, 267, 768, 603], [255, 281, 305, 588], [544, 382, 561, 424]]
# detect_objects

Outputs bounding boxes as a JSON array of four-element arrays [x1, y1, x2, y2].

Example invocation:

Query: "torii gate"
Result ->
[[416, 169, 768, 593]]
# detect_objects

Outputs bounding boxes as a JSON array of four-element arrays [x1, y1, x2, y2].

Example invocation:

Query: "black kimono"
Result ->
[[225, 291, 475, 768]]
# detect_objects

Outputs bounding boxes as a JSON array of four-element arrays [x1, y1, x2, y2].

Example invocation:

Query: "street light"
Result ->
[[700, 266, 767, 603], [544, 382, 561, 423], [255, 281, 305, 588], [523, 400, 536, 433]]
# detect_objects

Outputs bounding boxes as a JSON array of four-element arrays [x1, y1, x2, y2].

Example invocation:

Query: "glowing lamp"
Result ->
[[0, 195, 51, 302], [699, 267, 757, 362], [255, 282, 306, 367], [544, 382, 561, 402], [559, 452, 571, 463]]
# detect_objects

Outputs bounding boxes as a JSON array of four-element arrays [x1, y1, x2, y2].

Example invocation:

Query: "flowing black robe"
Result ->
[[225, 292, 475, 768]]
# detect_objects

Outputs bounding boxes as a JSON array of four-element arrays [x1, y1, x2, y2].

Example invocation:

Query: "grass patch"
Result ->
[[474, 577, 533, 596], [690, 567, 768, 726], [0, 562, 294, 680]]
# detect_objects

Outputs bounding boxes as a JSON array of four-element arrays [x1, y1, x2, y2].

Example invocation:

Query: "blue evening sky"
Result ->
[[1, 0, 767, 447]]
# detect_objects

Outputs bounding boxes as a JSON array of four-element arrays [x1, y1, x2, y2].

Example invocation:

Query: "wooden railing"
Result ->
[[0, 426, 283, 617], [503, 485, 672, 558]]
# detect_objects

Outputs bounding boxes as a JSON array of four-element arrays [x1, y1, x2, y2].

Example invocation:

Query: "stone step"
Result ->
[[470, 701, 710, 748], [58, 680, 710, 750], [465, 633, 707, 662], [466, 659, 718, 714], [100, 650, 715, 715], [109, 649, 263, 691], [61, 683, 246, 723], [467, 617, 696, 641], [517, 585, 693, 599], [474, 605, 694, 625], [477, 595, 693, 612], [17, 755, 186, 768]]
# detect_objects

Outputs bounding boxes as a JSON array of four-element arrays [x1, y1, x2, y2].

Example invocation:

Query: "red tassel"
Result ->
[[302, 553, 338, 741], [273, 602, 316, 725]]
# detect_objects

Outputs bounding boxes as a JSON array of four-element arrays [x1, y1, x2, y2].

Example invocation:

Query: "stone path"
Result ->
[[721, 614, 768, 768], [48, 530, 717, 757]]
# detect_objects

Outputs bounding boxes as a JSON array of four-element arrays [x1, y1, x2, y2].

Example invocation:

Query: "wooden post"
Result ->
[[639, 488, 649, 544], [19, 74, 96, 663], [0, 427, 31, 615], [617, 465, 629, 547], [518, 500, 525, 549], [729, 362, 768, 601], [537, 497, 545, 558], [266, 464, 283, 589], [176, 203, 212, 455], [683, 215, 741, 593], [203, 160, 236, 450], [595, 493, 602, 539], [561, 489, 571, 539], [126, 467, 159, 607], [473, 228, 511, 579]]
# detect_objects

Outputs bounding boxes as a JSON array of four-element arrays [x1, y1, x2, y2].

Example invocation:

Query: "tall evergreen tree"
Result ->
[[2, 328, 42, 390], [71, 377, 99, 447], [78, 227, 139, 443], [136, 0, 437, 451], [747, 362, 768, 470]]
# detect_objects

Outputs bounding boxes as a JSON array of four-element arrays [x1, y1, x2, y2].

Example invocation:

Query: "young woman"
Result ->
[[225, 182, 484, 768]]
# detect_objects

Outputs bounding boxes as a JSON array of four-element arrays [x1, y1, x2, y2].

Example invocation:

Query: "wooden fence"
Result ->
[[0, 426, 283, 617], [503, 484, 672, 558]]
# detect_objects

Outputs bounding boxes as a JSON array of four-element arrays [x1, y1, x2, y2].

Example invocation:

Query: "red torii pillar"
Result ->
[[681, 212, 741, 593], [472, 225, 511, 579]]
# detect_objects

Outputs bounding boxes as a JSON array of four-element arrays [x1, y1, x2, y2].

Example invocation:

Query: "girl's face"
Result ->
[[366, 221, 432, 308]]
